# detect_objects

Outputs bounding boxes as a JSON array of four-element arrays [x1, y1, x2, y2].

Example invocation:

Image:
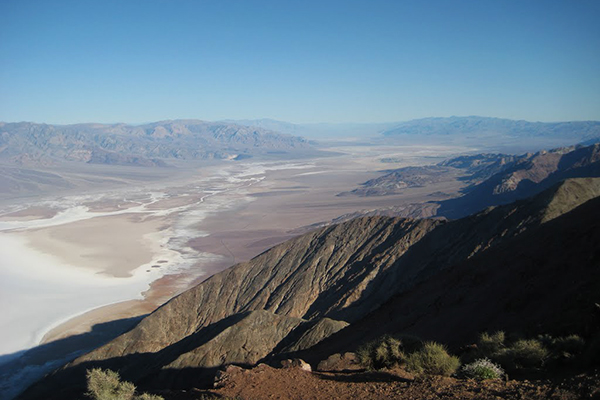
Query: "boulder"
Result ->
[[281, 359, 312, 372]]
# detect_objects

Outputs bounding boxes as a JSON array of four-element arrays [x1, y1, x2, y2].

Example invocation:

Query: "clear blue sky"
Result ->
[[1, 0, 599, 124]]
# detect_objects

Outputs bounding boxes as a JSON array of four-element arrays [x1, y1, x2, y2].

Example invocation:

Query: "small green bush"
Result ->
[[505, 339, 549, 369], [478, 331, 506, 356], [405, 342, 460, 376], [461, 358, 505, 380], [357, 335, 405, 370], [86, 369, 135, 400], [86, 368, 164, 400], [540, 334, 585, 358], [475, 331, 555, 371]]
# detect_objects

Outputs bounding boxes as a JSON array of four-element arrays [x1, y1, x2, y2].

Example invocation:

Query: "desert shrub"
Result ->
[[405, 342, 460, 376], [396, 334, 424, 353], [539, 334, 585, 358], [86, 368, 164, 400], [478, 331, 506, 356], [461, 358, 505, 380], [357, 335, 405, 370], [135, 395, 164, 400], [475, 332, 553, 371], [86, 369, 135, 400], [503, 339, 549, 369]]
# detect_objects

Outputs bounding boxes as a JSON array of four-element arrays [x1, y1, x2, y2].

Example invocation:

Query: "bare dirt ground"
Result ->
[[161, 364, 600, 400]]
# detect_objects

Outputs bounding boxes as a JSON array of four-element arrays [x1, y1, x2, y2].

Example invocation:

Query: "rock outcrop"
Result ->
[[437, 143, 600, 218]]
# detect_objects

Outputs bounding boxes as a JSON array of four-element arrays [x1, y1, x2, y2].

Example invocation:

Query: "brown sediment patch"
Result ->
[[248, 190, 307, 197], [187, 229, 298, 265], [40, 299, 153, 345], [23, 213, 170, 278], [1, 206, 58, 221]]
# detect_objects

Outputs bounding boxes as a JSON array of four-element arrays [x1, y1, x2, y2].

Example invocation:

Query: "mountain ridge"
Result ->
[[437, 143, 600, 218], [300, 184, 600, 364], [0, 120, 312, 167], [381, 116, 600, 139]]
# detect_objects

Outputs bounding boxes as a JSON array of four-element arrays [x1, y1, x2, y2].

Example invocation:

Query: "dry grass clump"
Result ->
[[469, 331, 588, 373], [507, 339, 549, 369], [86, 368, 163, 400], [405, 342, 460, 376], [356, 334, 423, 370], [357, 335, 459, 376], [356, 335, 404, 370]]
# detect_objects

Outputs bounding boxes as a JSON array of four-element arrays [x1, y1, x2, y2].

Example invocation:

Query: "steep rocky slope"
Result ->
[[346, 142, 600, 204], [437, 143, 600, 218], [343, 153, 519, 197], [21, 178, 600, 399], [302, 181, 600, 363]]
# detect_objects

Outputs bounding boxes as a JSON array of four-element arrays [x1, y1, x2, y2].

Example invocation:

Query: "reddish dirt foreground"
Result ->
[[157, 364, 600, 400]]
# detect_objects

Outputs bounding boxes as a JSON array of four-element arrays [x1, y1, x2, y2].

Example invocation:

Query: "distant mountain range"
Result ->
[[223, 118, 395, 140], [2, 117, 599, 169], [380, 116, 600, 140], [226, 116, 600, 146], [0, 120, 312, 167]]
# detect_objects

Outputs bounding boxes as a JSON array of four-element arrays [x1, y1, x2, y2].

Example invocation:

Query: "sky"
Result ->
[[1, 0, 599, 124]]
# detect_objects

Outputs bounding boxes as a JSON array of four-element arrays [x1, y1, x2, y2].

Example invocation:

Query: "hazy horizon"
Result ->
[[2, 114, 600, 127]]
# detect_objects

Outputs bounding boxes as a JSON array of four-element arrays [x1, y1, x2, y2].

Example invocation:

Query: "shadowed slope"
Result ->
[[301, 191, 600, 364]]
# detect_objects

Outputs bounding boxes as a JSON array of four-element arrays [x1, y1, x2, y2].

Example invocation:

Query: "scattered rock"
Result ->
[[214, 365, 244, 388], [281, 359, 312, 372]]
